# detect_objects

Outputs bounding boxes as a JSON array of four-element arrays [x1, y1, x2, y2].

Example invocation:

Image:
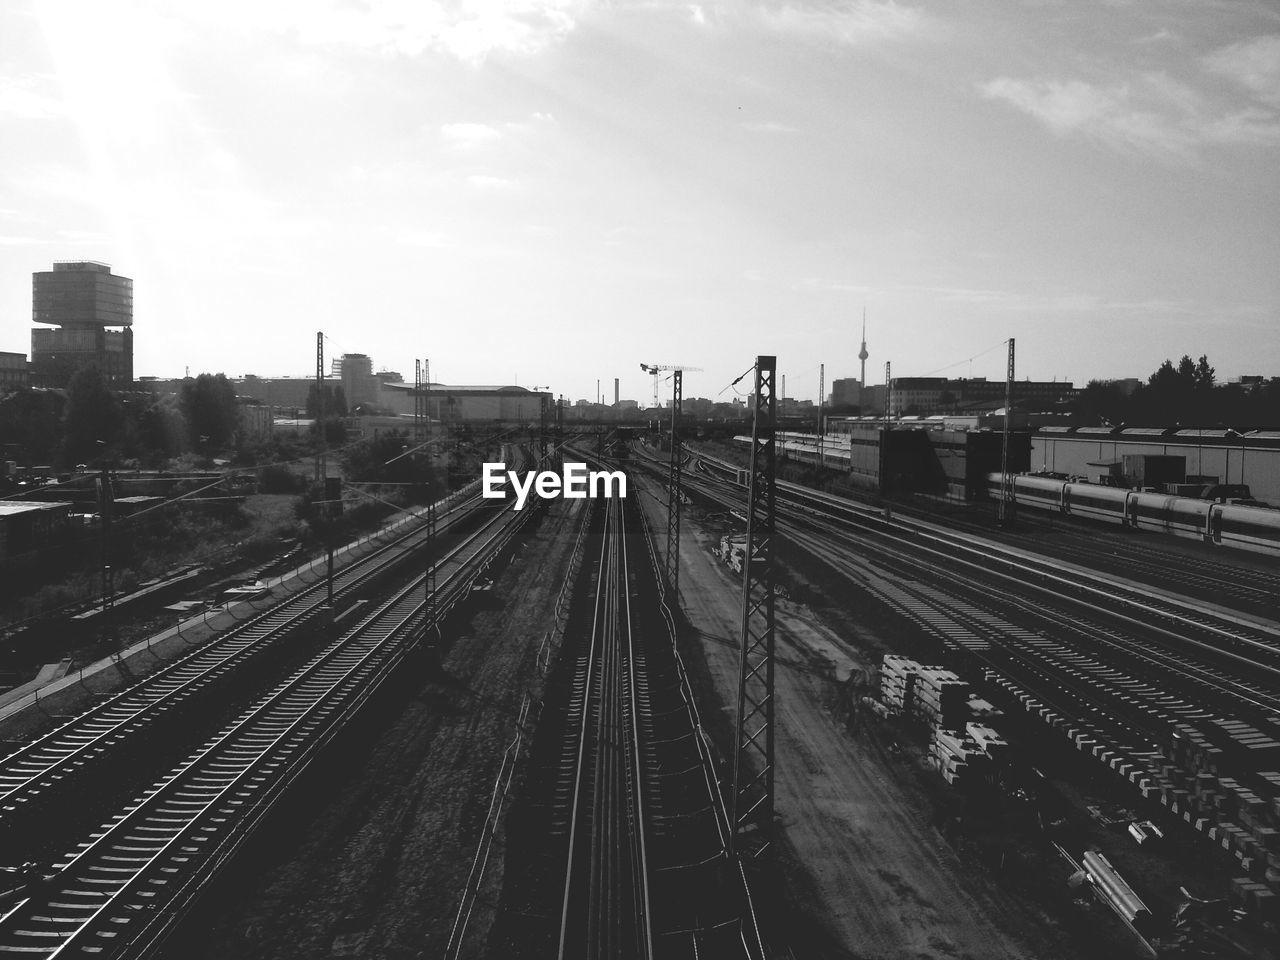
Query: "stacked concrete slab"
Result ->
[[981, 663, 1280, 919], [913, 667, 970, 732]]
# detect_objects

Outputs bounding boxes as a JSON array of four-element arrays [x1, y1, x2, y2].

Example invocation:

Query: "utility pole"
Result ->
[[97, 458, 114, 645], [424, 360, 436, 622], [732, 355, 777, 857], [817, 363, 825, 468], [315, 332, 335, 605], [665, 369, 683, 600], [556, 395, 564, 457], [539, 393, 549, 467], [882, 361, 892, 504], [315, 332, 326, 485], [426, 493, 436, 626], [414, 359, 425, 444], [999, 338, 1016, 527]]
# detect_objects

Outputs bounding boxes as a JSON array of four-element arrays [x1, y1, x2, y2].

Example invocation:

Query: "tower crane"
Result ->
[[639, 363, 703, 409]]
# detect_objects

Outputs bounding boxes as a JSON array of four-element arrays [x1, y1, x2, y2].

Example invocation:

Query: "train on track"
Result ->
[[988, 473, 1280, 557]]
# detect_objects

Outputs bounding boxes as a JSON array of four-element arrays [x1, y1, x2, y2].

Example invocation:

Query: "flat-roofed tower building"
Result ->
[[31, 261, 133, 387]]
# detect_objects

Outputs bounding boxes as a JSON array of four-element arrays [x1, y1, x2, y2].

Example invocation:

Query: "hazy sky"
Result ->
[[1, 1, 1277, 404]]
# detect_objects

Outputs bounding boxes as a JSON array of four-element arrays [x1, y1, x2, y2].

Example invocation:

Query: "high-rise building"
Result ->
[[31, 261, 133, 387], [830, 378, 862, 407], [334, 353, 378, 408]]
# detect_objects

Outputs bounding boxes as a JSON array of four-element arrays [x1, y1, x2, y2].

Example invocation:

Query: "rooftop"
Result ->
[[0, 500, 74, 517]]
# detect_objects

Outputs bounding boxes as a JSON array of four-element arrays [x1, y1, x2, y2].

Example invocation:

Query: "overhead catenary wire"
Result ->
[[717, 362, 758, 399], [914, 339, 1008, 379]]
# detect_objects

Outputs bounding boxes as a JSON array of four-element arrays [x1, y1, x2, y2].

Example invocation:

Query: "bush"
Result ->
[[259, 464, 308, 494]]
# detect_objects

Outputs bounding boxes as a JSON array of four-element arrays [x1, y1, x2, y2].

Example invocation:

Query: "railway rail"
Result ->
[[0, 487, 490, 864], [697, 444, 1280, 620], [489, 455, 762, 960], [0, 498, 534, 958], [556, 493, 654, 959], [650, 444, 1280, 900]]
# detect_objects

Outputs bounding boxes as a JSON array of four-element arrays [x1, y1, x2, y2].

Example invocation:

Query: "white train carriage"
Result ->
[[991, 471, 1280, 558], [1126, 491, 1211, 541], [1062, 483, 1130, 525], [1213, 502, 1280, 556], [1013, 474, 1067, 510]]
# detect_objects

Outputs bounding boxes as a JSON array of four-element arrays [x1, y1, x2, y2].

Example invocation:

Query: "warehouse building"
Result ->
[[0, 500, 74, 564]]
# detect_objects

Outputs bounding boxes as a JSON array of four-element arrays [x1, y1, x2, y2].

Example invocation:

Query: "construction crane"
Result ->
[[639, 363, 703, 409]]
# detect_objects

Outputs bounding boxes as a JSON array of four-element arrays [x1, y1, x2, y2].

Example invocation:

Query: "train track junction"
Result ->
[[1, 411, 1279, 958]]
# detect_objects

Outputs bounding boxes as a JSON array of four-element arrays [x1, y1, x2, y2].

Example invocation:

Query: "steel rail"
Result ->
[[667, 457, 1280, 695], [0, 504, 527, 957], [0, 491, 487, 837], [684, 446, 1279, 630], [554, 489, 657, 960]]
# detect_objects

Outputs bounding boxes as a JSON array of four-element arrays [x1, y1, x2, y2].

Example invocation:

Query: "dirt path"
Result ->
[[670, 511, 1079, 960], [157, 499, 585, 960]]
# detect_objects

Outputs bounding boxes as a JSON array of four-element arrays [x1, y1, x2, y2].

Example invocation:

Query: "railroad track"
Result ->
[[691, 445, 1280, 620], [488, 455, 761, 960], [556, 493, 655, 959], [672, 458, 1280, 724], [0, 487, 492, 863], [0, 500, 533, 958], [663, 451, 1280, 894], [675, 447, 1280, 664]]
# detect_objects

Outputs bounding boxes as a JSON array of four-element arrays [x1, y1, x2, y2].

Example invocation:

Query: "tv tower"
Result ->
[[858, 308, 869, 399]]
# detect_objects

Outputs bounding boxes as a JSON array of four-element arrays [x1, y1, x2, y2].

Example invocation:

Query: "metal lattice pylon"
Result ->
[[731, 355, 776, 855], [425, 498, 437, 627], [414, 359, 425, 444], [665, 369, 683, 600], [315, 332, 326, 485], [999, 338, 1016, 527], [539, 393, 549, 466]]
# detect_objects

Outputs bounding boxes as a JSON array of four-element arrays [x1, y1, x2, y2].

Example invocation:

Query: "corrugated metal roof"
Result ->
[[381, 382, 547, 394], [0, 500, 73, 517]]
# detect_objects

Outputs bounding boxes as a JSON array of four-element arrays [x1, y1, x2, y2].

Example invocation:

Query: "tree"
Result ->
[[1074, 380, 1128, 425], [137, 395, 188, 462], [63, 366, 125, 464], [1193, 355, 1215, 391], [0, 389, 66, 463], [180, 374, 240, 452]]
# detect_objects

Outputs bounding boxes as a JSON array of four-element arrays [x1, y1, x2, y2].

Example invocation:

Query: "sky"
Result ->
[[1, 0, 1277, 406]]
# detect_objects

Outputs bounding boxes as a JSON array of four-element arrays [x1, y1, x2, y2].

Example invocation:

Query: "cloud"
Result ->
[[741, 120, 798, 133], [757, 1, 925, 47], [981, 76, 1199, 159], [397, 229, 454, 248], [441, 122, 503, 146], [1203, 34, 1280, 107], [0, 235, 53, 246], [466, 174, 519, 190], [981, 67, 1280, 159], [277, 0, 585, 65], [794, 277, 874, 294], [982, 34, 1280, 160], [0, 76, 64, 120]]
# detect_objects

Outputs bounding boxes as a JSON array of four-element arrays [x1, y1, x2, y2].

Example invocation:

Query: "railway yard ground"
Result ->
[[1, 445, 1278, 959]]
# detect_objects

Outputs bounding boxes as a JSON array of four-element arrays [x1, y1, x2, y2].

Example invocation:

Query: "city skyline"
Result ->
[[1, 2, 1277, 404]]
